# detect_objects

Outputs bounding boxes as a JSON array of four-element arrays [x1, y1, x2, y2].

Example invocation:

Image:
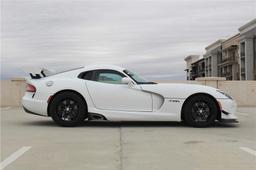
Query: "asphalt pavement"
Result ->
[[1, 107, 256, 170]]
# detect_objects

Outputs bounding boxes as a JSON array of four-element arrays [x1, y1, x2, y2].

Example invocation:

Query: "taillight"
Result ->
[[26, 84, 36, 92]]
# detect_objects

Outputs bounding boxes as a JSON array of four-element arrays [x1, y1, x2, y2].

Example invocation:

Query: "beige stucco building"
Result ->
[[239, 19, 256, 80], [219, 34, 240, 80], [204, 39, 225, 77], [184, 19, 256, 81], [190, 58, 205, 80], [184, 55, 200, 80]]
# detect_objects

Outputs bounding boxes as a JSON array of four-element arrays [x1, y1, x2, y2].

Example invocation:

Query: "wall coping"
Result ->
[[195, 77, 226, 81], [11, 78, 26, 81]]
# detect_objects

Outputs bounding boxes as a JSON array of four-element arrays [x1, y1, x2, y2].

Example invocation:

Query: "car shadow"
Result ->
[[19, 119, 239, 128]]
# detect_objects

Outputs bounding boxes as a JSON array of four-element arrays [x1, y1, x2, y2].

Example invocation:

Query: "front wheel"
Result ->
[[183, 94, 218, 127], [49, 92, 87, 127]]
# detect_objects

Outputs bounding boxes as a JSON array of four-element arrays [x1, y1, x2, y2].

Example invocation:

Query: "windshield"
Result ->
[[123, 70, 156, 84]]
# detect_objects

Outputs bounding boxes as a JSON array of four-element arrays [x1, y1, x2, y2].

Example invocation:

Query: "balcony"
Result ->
[[241, 67, 245, 73], [221, 56, 236, 62], [218, 57, 237, 67]]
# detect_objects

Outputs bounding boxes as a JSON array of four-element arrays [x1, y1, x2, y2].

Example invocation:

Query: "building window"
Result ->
[[240, 42, 245, 57], [254, 37, 256, 79], [240, 42, 246, 80]]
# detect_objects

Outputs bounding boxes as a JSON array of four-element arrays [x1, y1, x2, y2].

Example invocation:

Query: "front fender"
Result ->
[[140, 83, 229, 99]]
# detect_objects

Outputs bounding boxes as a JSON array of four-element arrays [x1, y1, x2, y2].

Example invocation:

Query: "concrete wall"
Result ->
[[0, 79, 256, 107], [217, 81, 256, 106], [1, 79, 26, 107]]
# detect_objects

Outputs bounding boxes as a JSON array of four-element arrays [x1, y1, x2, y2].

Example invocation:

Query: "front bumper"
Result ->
[[220, 117, 239, 123], [218, 98, 238, 123]]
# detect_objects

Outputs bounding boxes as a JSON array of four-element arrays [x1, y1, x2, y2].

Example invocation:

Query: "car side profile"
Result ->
[[22, 65, 238, 127]]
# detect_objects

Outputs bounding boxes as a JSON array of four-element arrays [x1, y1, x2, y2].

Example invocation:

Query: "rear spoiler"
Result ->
[[29, 66, 84, 79], [29, 68, 56, 79]]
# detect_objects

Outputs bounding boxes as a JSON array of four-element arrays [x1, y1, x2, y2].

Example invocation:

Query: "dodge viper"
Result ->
[[22, 65, 238, 127]]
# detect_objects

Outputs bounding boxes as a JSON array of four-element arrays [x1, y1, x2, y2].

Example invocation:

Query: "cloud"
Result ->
[[1, 0, 255, 80]]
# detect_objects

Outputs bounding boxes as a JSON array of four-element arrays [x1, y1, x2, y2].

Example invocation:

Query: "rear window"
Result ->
[[78, 71, 93, 80]]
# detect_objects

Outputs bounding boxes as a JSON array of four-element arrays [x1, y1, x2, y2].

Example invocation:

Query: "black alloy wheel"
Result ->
[[49, 92, 87, 127], [183, 94, 218, 127]]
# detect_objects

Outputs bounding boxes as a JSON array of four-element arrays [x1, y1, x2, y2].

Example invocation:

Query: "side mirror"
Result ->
[[121, 77, 133, 85]]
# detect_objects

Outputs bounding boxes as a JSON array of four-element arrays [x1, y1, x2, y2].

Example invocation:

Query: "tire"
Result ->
[[49, 91, 87, 127], [183, 94, 218, 127]]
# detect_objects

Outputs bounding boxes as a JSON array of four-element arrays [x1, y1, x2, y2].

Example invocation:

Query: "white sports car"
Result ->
[[22, 65, 238, 127]]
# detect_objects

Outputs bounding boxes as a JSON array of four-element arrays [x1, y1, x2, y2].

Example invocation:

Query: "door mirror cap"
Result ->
[[121, 77, 133, 85]]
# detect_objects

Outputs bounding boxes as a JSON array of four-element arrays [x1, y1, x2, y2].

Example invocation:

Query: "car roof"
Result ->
[[81, 64, 126, 72], [40, 65, 126, 79]]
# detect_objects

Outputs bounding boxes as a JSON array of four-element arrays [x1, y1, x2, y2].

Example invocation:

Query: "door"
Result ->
[[85, 69, 152, 112]]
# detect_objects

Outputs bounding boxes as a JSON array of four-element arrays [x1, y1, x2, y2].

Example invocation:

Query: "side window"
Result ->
[[78, 71, 93, 80], [95, 70, 125, 84]]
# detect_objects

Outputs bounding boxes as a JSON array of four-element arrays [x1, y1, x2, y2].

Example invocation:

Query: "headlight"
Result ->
[[217, 90, 233, 100]]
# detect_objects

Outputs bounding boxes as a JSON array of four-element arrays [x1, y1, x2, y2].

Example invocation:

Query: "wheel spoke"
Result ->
[[70, 100, 74, 105], [56, 99, 79, 122], [191, 101, 211, 122], [62, 100, 67, 105]]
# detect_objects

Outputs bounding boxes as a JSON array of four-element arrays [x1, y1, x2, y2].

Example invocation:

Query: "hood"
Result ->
[[140, 83, 225, 99]]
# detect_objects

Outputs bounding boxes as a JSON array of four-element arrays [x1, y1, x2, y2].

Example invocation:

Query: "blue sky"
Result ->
[[1, 0, 255, 80]]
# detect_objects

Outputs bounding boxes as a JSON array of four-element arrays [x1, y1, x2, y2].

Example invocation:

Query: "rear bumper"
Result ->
[[22, 93, 48, 116], [23, 106, 47, 117]]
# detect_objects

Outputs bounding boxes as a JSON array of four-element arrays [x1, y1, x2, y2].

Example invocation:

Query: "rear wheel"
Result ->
[[183, 94, 218, 127], [49, 92, 87, 127]]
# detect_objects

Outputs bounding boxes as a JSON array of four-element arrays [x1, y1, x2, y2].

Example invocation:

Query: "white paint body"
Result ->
[[22, 65, 237, 122]]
